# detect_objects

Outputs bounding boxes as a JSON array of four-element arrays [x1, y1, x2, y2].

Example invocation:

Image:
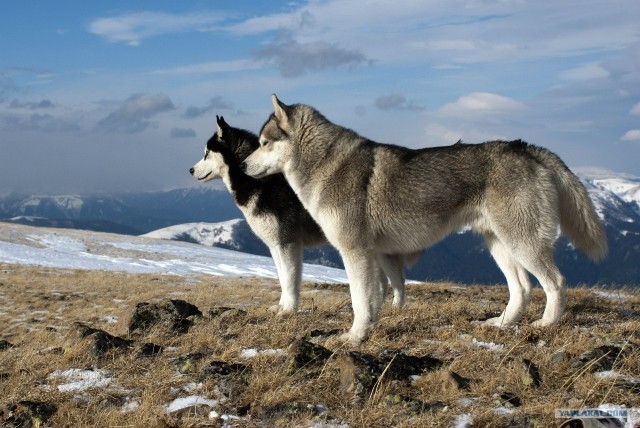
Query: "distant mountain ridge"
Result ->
[[0, 187, 242, 235], [1, 170, 639, 285]]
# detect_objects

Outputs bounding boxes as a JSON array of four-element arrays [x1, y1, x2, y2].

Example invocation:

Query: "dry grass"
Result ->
[[0, 263, 639, 427]]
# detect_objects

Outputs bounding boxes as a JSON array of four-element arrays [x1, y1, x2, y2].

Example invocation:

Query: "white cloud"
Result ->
[[621, 129, 640, 141], [630, 102, 640, 116], [228, 0, 640, 65], [151, 60, 262, 75], [424, 122, 509, 146], [438, 92, 525, 117], [97, 93, 175, 133], [253, 30, 370, 77], [374, 93, 424, 111], [560, 63, 610, 81], [88, 11, 225, 46]]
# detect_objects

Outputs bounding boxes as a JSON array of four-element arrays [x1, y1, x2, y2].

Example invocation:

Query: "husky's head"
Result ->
[[190, 116, 258, 182], [242, 94, 296, 179]]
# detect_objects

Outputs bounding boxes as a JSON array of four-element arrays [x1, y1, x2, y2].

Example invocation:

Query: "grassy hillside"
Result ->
[[0, 264, 638, 427]]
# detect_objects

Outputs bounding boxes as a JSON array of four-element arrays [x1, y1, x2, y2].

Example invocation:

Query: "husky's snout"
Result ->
[[239, 161, 247, 172], [189, 167, 195, 175]]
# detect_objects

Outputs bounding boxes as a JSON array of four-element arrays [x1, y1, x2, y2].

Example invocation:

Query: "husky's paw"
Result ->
[[269, 304, 296, 317], [338, 331, 365, 346], [268, 304, 281, 314], [482, 316, 507, 327], [479, 315, 516, 328], [530, 318, 554, 327], [391, 299, 405, 310]]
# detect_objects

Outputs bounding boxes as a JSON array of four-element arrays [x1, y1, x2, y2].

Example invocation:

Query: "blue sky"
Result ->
[[1, 0, 639, 194]]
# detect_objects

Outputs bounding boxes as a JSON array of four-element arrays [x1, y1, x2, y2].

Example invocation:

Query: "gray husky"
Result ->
[[190, 116, 410, 315], [242, 95, 607, 343]]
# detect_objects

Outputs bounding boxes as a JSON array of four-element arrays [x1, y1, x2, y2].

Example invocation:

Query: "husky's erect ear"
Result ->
[[216, 115, 228, 138], [271, 94, 289, 127]]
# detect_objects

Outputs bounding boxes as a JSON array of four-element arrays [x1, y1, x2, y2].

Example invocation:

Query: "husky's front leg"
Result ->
[[339, 249, 381, 344], [268, 242, 303, 315]]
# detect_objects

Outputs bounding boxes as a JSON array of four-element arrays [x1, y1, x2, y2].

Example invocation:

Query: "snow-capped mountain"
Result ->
[[143, 219, 243, 249], [0, 187, 241, 235], [144, 219, 342, 269], [1, 170, 639, 285]]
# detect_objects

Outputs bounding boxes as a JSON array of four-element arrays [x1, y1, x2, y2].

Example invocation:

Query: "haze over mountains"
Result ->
[[2, 169, 639, 286]]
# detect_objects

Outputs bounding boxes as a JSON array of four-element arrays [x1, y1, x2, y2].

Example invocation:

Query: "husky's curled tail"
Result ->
[[528, 145, 607, 261]]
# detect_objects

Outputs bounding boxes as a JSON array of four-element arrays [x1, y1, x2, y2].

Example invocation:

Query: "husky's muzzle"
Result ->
[[189, 167, 211, 181]]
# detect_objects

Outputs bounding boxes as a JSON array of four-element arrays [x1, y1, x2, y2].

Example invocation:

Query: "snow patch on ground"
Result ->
[[164, 395, 219, 413], [47, 368, 113, 392], [595, 290, 634, 300], [239, 348, 286, 358], [470, 337, 505, 351], [595, 370, 640, 384], [453, 413, 473, 428], [0, 229, 348, 283]]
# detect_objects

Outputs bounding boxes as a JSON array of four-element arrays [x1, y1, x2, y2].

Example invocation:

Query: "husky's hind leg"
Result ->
[[268, 242, 303, 315], [483, 233, 532, 326], [339, 248, 381, 344], [518, 250, 566, 327], [378, 254, 406, 308], [498, 238, 566, 327]]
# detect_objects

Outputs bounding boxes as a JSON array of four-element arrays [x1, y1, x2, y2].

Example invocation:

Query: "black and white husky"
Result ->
[[190, 116, 410, 315]]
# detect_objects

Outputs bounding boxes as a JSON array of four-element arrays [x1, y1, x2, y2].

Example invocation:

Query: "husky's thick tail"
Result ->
[[528, 145, 608, 261]]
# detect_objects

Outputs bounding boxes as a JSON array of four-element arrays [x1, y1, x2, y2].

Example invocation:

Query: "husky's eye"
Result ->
[[203, 149, 209, 160]]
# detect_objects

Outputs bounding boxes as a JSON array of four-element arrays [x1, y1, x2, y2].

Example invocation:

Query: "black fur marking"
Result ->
[[205, 119, 324, 244]]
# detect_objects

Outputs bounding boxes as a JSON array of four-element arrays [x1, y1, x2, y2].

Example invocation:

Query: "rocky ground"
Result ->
[[0, 263, 639, 427]]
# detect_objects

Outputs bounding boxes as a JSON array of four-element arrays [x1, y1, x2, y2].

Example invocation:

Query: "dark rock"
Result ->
[[74, 323, 132, 356], [1, 400, 57, 427], [378, 349, 443, 380], [339, 351, 381, 398], [135, 343, 164, 359], [128, 300, 202, 334], [339, 350, 443, 400], [0, 340, 15, 350], [74, 322, 102, 338], [286, 339, 333, 375], [570, 343, 636, 373], [167, 299, 202, 318], [175, 352, 208, 374], [521, 359, 542, 387], [497, 392, 521, 408], [447, 371, 472, 390], [91, 330, 133, 356], [200, 361, 250, 398], [0, 373, 9, 381]]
